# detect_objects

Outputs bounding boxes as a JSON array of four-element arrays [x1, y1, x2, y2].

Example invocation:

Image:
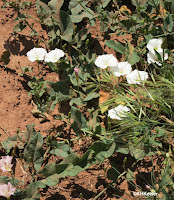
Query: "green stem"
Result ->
[[25, 13, 40, 23], [93, 188, 107, 200], [73, 88, 86, 97], [37, 61, 40, 74], [77, 0, 98, 17], [10, 171, 16, 188]]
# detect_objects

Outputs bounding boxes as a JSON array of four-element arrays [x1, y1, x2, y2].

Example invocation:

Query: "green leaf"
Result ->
[[36, 0, 52, 20], [116, 147, 129, 154], [126, 169, 135, 181], [38, 163, 69, 177], [129, 146, 145, 160], [18, 124, 35, 144], [48, 0, 64, 12], [74, 28, 88, 47], [70, 12, 90, 23], [161, 38, 168, 49], [41, 174, 59, 187], [148, 0, 160, 6], [100, 104, 109, 114], [102, 0, 111, 8], [2, 124, 37, 153], [13, 21, 27, 32], [0, 176, 9, 184], [89, 142, 116, 163], [131, 0, 137, 6], [59, 151, 93, 177], [84, 92, 100, 101], [47, 0, 64, 28], [48, 81, 70, 101], [39, 142, 116, 179], [69, 97, 84, 106], [60, 153, 79, 165], [88, 110, 100, 131], [154, 49, 162, 62], [39, 154, 87, 178], [155, 127, 165, 137], [69, 1, 95, 23], [58, 155, 87, 177], [0, 176, 20, 186], [69, 0, 79, 9], [128, 42, 134, 55], [60, 10, 73, 42], [128, 50, 140, 65], [2, 135, 18, 154], [105, 40, 125, 54], [171, 2, 174, 14], [23, 131, 44, 171], [50, 142, 73, 158], [20, 66, 32, 74], [22, 181, 46, 200], [164, 14, 173, 32], [71, 106, 88, 133], [15, 13, 26, 21]]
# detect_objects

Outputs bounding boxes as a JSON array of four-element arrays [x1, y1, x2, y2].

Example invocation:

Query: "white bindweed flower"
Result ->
[[126, 69, 148, 84], [0, 156, 13, 172], [0, 182, 16, 199], [147, 51, 168, 66], [147, 38, 163, 54], [44, 48, 65, 63], [95, 54, 118, 69], [108, 105, 130, 120], [114, 62, 132, 77], [27, 47, 47, 62]]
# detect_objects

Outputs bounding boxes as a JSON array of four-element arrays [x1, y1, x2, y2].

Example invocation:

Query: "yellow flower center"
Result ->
[[5, 191, 9, 197], [105, 62, 109, 66], [4, 162, 11, 171]]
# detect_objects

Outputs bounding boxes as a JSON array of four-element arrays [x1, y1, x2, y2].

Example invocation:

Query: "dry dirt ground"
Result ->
[[0, 1, 153, 200]]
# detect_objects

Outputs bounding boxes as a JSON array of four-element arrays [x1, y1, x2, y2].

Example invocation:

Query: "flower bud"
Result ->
[[74, 67, 79, 74], [145, 185, 151, 190]]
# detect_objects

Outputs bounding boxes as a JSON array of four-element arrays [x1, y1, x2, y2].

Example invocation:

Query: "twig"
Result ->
[[0, 126, 9, 136]]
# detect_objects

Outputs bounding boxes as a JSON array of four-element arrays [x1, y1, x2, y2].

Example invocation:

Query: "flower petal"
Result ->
[[95, 54, 118, 69], [108, 105, 130, 120], [126, 69, 148, 84], [44, 48, 65, 63]]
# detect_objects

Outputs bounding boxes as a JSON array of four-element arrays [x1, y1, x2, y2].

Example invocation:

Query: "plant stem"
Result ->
[[77, 0, 98, 17], [93, 187, 107, 200]]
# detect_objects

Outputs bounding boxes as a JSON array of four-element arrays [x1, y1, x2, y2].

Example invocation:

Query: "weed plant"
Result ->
[[0, 0, 174, 199]]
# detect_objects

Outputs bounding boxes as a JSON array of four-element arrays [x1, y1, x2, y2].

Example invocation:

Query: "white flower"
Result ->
[[147, 38, 163, 54], [0, 182, 16, 198], [108, 105, 130, 120], [44, 48, 65, 63], [27, 47, 47, 62], [114, 62, 132, 77], [0, 156, 13, 172], [126, 69, 148, 84], [95, 54, 118, 69], [147, 51, 168, 66]]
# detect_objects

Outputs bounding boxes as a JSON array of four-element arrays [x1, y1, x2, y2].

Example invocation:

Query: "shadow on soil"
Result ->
[[4, 33, 35, 56]]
